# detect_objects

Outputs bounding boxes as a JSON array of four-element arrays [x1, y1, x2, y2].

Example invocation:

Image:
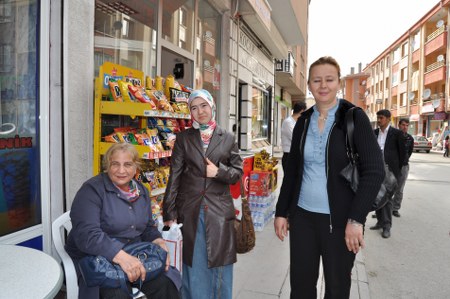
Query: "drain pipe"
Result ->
[[234, 0, 241, 145]]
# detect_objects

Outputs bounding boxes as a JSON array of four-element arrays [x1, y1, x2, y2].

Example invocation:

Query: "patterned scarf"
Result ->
[[188, 89, 217, 145], [114, 179, 140, 202]]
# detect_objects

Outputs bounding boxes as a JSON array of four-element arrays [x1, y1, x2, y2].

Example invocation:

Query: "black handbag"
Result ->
[[234, 182, 256, 254], [340, 107, 397, 211], [78, 241, 167, 297]]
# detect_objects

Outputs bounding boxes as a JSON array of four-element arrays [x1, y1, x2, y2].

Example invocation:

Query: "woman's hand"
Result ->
[[112, 250, 146, 282], [345, 221, 365, 254], [152, 238, 170, 271], [205, 158, 219, 178], [274, 217, 289, 241]]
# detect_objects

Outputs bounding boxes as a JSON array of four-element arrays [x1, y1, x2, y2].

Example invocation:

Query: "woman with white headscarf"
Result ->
[[163, 89, 243, 299]]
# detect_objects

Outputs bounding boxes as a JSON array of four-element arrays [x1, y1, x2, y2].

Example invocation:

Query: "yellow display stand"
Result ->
[[93, 62, 190, 175]]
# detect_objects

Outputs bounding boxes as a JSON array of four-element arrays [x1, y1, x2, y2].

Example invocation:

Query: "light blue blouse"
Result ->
[[298, 100, 340, 214]]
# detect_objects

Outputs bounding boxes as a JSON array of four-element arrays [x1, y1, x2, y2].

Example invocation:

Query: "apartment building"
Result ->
[[0, 0, 309, 253], [343, 0, 450, 141]]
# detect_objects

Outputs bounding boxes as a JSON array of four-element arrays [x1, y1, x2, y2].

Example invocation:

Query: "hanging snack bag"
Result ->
[[118, 80, 135, 102], [180, 84, 193, 93], [146, 75, 154, 89], [146, 128, 165, 152], [103, 133, 120, 143], [108, 80, 123, 102], [135, 133, 151, 146], [165, 118, 181, 133], [154, 76, 164, 91], [157, 96, 174, 112], [128, 84, 155, 109], [164, 75, 175, 99]]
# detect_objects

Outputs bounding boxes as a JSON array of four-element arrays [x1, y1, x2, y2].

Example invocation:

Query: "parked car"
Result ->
[[412, 135, 432, 153]]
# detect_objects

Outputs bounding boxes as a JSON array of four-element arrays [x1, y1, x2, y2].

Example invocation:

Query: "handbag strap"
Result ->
[[240, 180, 247, 202], [344, 107, 358, 163]]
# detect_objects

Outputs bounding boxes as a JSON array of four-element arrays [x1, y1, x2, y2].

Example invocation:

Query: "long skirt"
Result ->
[[181, 207, 233, 299]]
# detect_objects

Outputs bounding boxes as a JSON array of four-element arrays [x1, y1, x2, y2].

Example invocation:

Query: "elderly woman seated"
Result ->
[[65, 143, 180, 299]]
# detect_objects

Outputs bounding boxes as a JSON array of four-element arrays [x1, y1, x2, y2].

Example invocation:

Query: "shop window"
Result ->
[[94, 0, 158, 77], [195, 0, 221, 104], [162, 0, 194, 53], [0, 0, 41, 236], [251, 88, 269, 140]]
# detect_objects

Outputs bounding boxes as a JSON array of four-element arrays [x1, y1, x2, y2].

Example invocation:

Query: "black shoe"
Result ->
[[392, 211, 401, 217], [370, 224, 382, 230], [382, 228, 391, 238]]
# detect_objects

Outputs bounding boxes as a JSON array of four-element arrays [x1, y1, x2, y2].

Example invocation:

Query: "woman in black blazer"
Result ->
[[274, 56, 385, 298]]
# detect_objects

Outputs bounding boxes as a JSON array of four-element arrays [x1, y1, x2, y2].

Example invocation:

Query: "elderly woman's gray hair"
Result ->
[[102, 143, 141, 171]]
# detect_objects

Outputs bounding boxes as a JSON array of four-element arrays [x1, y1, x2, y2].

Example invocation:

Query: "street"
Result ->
[[364, 151, 450, 299]]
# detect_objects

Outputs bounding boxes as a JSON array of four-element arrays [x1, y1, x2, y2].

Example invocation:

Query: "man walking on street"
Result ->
[[281, 102, 306, 171], [371, 110, 405, 238], [392, 119, 414, 217]]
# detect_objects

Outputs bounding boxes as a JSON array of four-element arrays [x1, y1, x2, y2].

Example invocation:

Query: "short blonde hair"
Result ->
[[308, 56, 341, 83], [102, 143, 141, 171]]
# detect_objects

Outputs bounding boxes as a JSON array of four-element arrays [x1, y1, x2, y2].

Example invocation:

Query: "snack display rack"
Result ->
[[93, 62, 190, 199]]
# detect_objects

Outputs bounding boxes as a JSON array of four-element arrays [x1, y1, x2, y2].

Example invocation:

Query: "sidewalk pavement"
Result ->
[[233, 151, 370, 299]]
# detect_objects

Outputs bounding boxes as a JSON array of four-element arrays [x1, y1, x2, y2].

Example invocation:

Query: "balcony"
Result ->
[[424, 63, 446, 85], [421, 98, 445, 114], [275, 53, 303, 97], [424, 27, 446, 55]]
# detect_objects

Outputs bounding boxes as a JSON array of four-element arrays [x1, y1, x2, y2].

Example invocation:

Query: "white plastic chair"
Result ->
[[52, 211, 78, 299], [52, 211, 145, 299]]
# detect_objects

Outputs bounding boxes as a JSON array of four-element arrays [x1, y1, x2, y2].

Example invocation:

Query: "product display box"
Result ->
[[249, 171, 272, 196]]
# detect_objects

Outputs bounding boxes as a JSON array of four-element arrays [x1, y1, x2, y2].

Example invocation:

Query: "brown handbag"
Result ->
[[234, 182, 256, 254]]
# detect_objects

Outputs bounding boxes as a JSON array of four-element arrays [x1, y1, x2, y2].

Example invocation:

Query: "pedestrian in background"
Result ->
[[274, 56, 384, 298], [392, 118, 414, 217], [163, 89, 243, 299], [281, 102, 306, 171], [371, 110, 405, 238], [444, 135, 449, 157]]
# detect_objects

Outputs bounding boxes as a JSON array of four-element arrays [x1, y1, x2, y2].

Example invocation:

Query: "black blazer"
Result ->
[[374, 126, 405, 179], [276, 100, 385, 226]]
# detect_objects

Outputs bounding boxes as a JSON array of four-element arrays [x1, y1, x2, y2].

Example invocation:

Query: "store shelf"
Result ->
[[100, 101, 191, 119], [99, 142, 172, 160]]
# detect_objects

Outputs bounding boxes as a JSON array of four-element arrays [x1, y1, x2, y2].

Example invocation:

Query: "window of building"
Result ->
[[386, 57, 391, 68], [94, 1, 158, 77], [0, 0, 41, 237], [401, 92, 407, 107], [195, 0, 222, 102], [162, 0, 194, 53], [392, 73, 398, 86], [402, 42, 408, 57], [412, 32, 420, 51], [380, 59, 384, 71], [393, 47, 400, 63], [251, 88, 269, 140], [401, 67, 408, 82]]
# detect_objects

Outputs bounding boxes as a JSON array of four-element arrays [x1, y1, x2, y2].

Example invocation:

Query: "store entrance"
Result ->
[[161, 47, 193, 88]]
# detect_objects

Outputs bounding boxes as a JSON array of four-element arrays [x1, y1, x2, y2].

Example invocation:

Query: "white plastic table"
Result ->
[[0, 244, 63, 299]]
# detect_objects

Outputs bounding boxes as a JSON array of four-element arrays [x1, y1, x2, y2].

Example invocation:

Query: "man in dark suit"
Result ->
[[370, 109, 405, 238], [392, 118, 414, 217]]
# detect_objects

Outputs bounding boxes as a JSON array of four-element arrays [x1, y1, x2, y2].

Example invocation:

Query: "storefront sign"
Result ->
[[433, 112, 448, 120], [409, 114, 420, 121], [248, 0, 271, 30], [239, 33, 274, 86]]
